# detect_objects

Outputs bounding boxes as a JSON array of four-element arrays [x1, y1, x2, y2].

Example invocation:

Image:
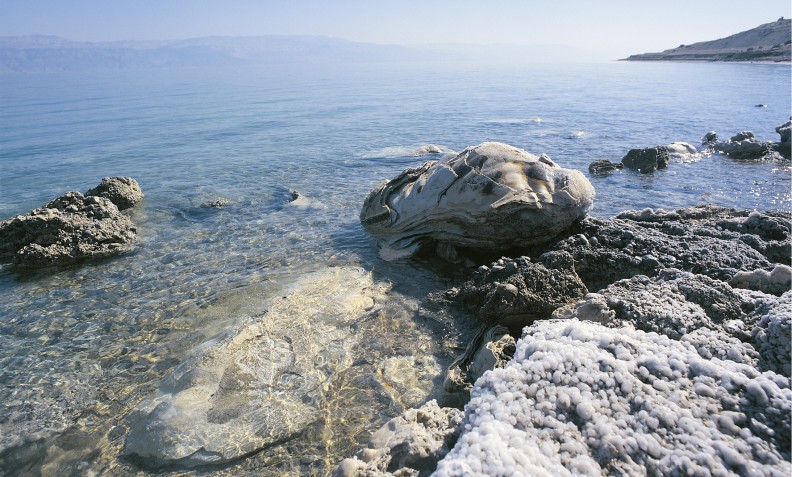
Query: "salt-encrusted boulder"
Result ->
[[84, 176, 143, 210], [123, 267, 381, 469], [729, 264, 792, 296], [664, 141, 697, 156], [0, 191, 137, 268], [620, 146, 669, 173], [547, 205, 790, 292], [749, 290, 791, 377], [333, 400, 463, 477], [587, 159, 622, 175], [360, 142, 594, 260], [433, 318, 791, 476]]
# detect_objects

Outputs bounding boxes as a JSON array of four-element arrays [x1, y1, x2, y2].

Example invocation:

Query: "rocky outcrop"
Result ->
[[546, 205, 790, 293], [707, 122, 791, 160], [621, 146, 670, 173], [84, 176, 143, 210], [360, 142, 595, 260], [123, 267, 381, 469], [334, 400, 463, 477], [346, 204, 791, 476], [0, 187, 139, 269]]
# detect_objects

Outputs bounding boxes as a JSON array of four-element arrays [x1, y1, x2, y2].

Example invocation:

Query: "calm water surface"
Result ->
[[0, 60, 790, 476]]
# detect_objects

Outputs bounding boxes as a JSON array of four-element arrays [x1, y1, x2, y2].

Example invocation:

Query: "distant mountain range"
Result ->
[[624, 18, 791, 62], [0, 34, 609, 73], [0, 35, 433, 73]]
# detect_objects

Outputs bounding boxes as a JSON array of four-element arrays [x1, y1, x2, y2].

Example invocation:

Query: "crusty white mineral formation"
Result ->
[[360, 142, 594, 260], [434, 318, 791, 476]]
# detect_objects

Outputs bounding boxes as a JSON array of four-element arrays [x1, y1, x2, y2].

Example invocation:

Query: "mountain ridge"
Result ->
[[624, 18, 791, 62]]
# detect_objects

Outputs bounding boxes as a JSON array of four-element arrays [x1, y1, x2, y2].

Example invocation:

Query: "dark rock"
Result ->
[[547, 205, 789, 293], [621, 146, 669, 173], [731, 131, 755, 142], [588, 159, 623, 175], [702, 131, 718, 145], [84, 176, 143, 210], [450, 251, 588, 326], [0, 191, 137, 268]]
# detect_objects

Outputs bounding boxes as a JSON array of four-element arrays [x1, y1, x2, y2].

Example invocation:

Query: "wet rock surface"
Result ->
[[122, 267, 382, 469], [620, 146, 670, 173], [587, 159, 623, 175], [0, 186, 139, 269], [360, 142, 595, 260], [334, 400, 463, 477]]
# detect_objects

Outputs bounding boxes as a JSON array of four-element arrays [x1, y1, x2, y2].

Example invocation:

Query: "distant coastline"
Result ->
[[623, 18, 791, 62]]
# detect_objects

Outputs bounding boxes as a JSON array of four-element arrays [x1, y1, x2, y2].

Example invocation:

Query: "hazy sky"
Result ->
[[2, 0, 790, 58]]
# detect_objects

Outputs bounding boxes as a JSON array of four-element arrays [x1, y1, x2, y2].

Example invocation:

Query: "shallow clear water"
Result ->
[[0, 60, 790, 476]]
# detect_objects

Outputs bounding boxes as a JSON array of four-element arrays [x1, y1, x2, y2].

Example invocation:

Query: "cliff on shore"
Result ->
[[624, 18, 791, 62]]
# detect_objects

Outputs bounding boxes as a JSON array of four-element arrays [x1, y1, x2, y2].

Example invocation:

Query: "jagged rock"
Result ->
[[587, 159, 622, 175], [547, 205, 789, 292], [434, 318, 791, 476], [123, 267, 381, 469], [449, 252, 588, 326], [0, 191, 137, 268], [333, 400, 463, 477], [621, 146, 669, 173], [714, 138, 776, 159], [777, 120, 791, 143], [731, 131, 756, 142], [84, 176, 143, 210], [360, 142, 594, 260], [553, 268, 755, 342]]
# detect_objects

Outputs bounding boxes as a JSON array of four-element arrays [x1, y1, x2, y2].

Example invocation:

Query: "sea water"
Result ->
[[0, 60, 789, 476]]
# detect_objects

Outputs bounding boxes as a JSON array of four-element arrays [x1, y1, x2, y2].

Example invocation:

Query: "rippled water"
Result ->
[[0, 60, 790, 476]]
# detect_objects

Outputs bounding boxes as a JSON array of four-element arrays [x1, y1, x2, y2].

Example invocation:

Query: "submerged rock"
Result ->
[[360, 142, 594, 260], [84, 176, 143, 210], [123, 267, 380, 469], [620, 146, 669, 173], [334, 400, 463, 477], [0, 190, 137, 268]]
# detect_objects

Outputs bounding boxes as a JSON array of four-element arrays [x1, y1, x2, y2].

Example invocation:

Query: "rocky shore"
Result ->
[[339, 144, 791, 476]]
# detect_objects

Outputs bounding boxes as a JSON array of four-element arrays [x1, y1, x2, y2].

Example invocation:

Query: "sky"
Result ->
[[2, 0, 790, 59]]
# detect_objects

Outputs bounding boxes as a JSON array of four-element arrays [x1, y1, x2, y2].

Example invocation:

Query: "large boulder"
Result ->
[[620, 146, 669, 173], [123, 267, 381, 469], [84, 176, 143, 210], [0, 191, 137, 268], [360, 142, 595, 260]]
